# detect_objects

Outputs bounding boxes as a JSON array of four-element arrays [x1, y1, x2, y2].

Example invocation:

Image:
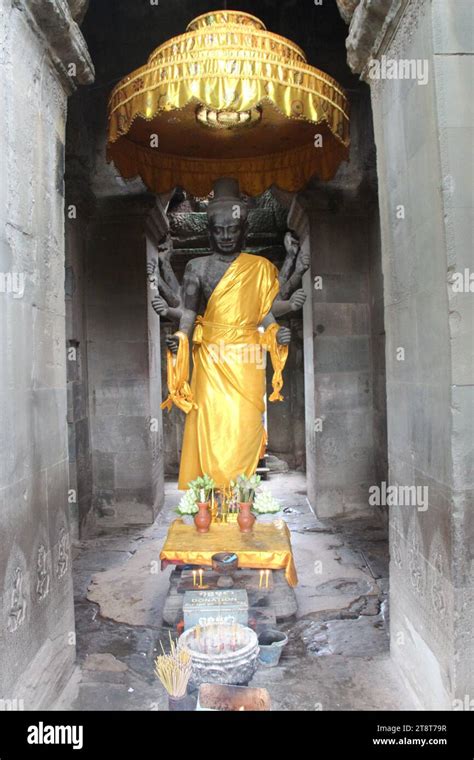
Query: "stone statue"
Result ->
[[154, 177, 306, 490]]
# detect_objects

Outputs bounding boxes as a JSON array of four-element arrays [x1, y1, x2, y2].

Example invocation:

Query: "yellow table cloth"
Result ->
[[160, 519, 298, 587]]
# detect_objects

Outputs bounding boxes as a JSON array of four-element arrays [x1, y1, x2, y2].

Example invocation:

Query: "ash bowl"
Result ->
[[178, 623, 259, 686]]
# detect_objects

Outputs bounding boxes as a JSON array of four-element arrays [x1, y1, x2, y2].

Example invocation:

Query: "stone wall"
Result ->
[[341, 0, 473, 708], [65, 191, 94, 538], [0, 0, 93, 708], [296, 88, 385, 518], [85, 198, 164, 525]]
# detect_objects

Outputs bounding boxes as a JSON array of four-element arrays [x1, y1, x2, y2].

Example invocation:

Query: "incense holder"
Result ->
[[178, 623, 259, 686]]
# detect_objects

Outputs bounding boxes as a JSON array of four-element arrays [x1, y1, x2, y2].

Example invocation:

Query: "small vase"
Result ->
[[194, 502, 211, 533], [237, 502, 256, 533]]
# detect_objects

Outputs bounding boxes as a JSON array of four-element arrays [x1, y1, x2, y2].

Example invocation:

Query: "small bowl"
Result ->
[[211, 552, 238, 576]]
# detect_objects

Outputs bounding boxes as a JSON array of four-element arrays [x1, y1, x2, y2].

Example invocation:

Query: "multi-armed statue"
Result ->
[[149, 178, 308, 490]]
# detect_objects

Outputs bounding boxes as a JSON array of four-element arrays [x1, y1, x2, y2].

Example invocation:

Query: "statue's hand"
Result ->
[[295, 250, 310, 277], [146, 260, 157, 278], [152, 295, 169, 317], [276, 326, 291, 346], [165, 334, 180, 355], [290, 288, 306, 311]]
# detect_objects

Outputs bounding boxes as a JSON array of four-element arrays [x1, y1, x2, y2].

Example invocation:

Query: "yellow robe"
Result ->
[[161, 253, 288, 489]]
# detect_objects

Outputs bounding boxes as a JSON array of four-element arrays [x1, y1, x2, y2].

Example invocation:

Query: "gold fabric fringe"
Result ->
[[106, 12, 350, 196]]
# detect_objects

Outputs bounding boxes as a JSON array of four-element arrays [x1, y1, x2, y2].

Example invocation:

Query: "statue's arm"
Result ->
[[147, 259, 183, 322], [165, 261, 200, 354], [271, 288, 306, 317], [158, 235, 181, 297], [278, 249, 297, 290], [279, 248, 310, 299]]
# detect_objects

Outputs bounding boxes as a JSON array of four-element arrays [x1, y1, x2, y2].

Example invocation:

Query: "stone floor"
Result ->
[[59, 472, 417, 711]]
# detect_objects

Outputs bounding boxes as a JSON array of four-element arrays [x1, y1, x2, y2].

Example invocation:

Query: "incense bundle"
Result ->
[[154, 632, 192, 697]]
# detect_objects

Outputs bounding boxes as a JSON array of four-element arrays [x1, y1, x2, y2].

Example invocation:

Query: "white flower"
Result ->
[[176, 489, 198, 515], [252, 491, 281, 514]]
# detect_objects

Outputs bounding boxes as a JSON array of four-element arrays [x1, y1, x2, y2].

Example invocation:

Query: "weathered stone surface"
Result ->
[[84, 653, 128, 672], [21, 0, 94, 88], [0, 0, 92, 709], [293, 615, 389, 656], [368, 0, 474, 708], [345, 0, 395, 73], [67, 0, 90, 24]]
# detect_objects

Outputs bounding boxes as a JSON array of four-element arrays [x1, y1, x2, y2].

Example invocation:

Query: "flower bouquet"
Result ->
[[176, 489, 198, 517], [252, 491, 281, 515]]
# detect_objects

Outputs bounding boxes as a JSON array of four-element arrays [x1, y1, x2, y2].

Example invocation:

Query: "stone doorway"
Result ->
[[1, 0, 472, 713]]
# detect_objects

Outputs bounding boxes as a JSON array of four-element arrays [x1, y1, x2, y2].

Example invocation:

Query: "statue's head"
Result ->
[[207, 177, 248, 256]]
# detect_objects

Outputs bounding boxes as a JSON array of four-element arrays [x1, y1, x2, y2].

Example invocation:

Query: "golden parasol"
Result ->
[[107, 10, 350, 197]]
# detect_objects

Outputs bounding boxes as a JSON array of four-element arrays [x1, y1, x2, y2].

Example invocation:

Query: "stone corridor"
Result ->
[[62, 473, 415, 711]]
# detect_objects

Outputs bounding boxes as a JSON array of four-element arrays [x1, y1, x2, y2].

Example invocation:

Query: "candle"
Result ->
[[192, 570, 197, 587], [199, 568, 203, 588], [259, 570, 264, 588], [265, 569, 270, 589]]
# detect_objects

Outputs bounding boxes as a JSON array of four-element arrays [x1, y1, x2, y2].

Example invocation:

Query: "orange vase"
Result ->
[[194, 502, 211, 533], [237, 502, 256, 533]]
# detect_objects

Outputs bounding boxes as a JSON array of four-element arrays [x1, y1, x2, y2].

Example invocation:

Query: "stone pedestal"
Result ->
[[163, 568, 296, 628]]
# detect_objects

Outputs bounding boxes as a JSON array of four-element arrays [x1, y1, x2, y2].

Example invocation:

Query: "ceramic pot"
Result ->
[[179, 623, 259, 687], [194, 502, 211, 533], [237, 502, 256, 533]]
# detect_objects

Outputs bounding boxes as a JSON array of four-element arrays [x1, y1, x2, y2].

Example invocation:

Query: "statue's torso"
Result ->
[[184, 253, 240, 310]]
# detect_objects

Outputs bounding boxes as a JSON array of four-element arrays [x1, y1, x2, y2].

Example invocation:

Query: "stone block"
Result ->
[[87, 303, 147, 343], [314, 336, 370, 373], [313, 273, 369, 303], [310, 216, 369, 273], [316, 408, 375, 485], [46, 458, 71, 554], [183, 590, 249, 629], [414, 289, 451, 386], [407, 140, 443, 227], [92, 451, 116, 490], [317, 482, 374, 518], [412, 384, 452, 486], [384, 298, 419, 383], [88, 340, 149, 385], [91, 415, 149, 453], [451, 386, 474, 490], [439, 126, 474, 212], [316, 372, 372, 412], [115, 451, 152, 490], [313, 303, 369, 336], [431, 0, 474, 54], [89, 378, 149, 418], [31, 388, 69, 471], [448, 292, 474, 387], [433, 56, 474, 129]]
